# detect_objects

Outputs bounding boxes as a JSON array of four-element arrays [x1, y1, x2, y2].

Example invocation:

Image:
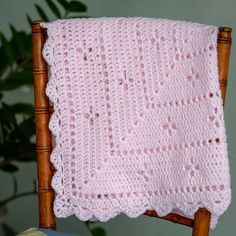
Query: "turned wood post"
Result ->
[[217, 27, 232, 105], [192, 26, 232, 236], [32, 20, 56, 230], [192, 208, 211, 236]]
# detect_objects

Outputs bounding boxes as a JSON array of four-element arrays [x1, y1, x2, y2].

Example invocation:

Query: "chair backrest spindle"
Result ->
[[32, 20, 56, 230], [217, 27, 232, 106]]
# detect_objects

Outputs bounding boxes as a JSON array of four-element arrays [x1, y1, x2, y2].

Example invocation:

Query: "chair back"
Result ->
[[32, 21, 232, 236]]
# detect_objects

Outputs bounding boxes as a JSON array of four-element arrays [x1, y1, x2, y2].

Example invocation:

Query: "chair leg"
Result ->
[[192, 208, 211, 236]]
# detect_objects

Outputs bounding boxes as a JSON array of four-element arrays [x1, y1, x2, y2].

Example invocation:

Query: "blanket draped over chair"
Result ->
[[41, 18, 231, 228]]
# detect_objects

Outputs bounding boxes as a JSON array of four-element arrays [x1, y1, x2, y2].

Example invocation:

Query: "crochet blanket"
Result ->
[[41, 18, 231, 228]]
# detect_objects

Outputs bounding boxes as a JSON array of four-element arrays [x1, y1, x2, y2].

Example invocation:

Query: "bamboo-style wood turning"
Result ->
[[32, 20, 56, 230], [32, 21, 232, 234], [217, 27, 232, 106]]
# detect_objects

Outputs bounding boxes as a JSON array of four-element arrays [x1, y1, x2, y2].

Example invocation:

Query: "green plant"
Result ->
[[0, 1, 106, 235]]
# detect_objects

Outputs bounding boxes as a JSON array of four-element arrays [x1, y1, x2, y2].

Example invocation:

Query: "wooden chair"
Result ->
[[32, 20, 232, 236]]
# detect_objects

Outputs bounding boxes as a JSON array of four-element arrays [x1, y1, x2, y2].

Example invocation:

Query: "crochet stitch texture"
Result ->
[[41, 17, 231, 228]]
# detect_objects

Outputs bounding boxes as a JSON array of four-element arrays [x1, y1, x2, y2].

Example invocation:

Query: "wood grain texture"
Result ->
[[32, 20, 56, 230], [192, 208, 211, 236], [217, 27, 232, 106], [144, 210, 194, 227], [32, 21, 232, 234]]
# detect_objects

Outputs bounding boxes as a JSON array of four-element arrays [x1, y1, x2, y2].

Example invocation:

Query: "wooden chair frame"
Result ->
[[32, 20, 232, 236]]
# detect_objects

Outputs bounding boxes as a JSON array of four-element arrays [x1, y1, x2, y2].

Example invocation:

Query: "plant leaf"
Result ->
[[1, 222, 17, 236], [0, 142, 35, 161], [35, 4, 49, 22], [0, 33, 15, 66], [26, 14, 33, 29], [2, 103, 34, 116], [91, 227, 107, 236], [0, 67, 33, 91], [16, 147, 36, 162], [45, 0, 61, 18], [0, 163, 18, 173], [17, 116, 35, 139], [68, 1, 87, 12], [0, 48, 9, 74], [9, 31, 32, 61], [9, 24, 17, 36], [0, 104, 17, 125], [56, 0, 69, 9], [9, 25, 24, 55]]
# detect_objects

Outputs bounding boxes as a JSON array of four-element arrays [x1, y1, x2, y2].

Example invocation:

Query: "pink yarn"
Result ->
[[41, 18, 231, 228]]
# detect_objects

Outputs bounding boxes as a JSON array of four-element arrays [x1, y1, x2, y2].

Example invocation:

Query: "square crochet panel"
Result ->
[[41, 18, 231, 228]]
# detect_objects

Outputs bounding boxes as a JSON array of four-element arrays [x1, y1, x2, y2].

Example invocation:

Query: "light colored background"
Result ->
[[0, 0, 235, 235]]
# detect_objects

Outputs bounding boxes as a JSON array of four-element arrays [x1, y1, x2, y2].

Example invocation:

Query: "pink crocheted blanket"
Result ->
[[41, 18, 231, 228]]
